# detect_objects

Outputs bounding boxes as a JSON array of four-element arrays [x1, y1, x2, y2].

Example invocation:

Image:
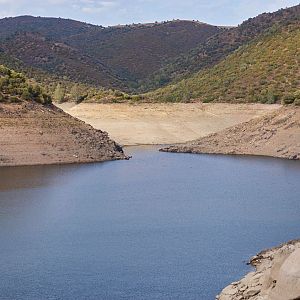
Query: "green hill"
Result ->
[[146, 22, 300, 104], [140, 4, 300, 92], [0, 53, 133, 104], [0, 5, 298, 101]]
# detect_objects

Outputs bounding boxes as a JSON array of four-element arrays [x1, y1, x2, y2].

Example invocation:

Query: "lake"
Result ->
[[0, 147, 299, 299]]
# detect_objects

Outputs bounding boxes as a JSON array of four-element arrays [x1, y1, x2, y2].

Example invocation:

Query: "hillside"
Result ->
[[161, 106, 300, 160], [0, 16, 220, 90], [0, 53, 133, 103], [0, 32, 127, 89], [147, 22, 300, 103], [58, 102, 278, 145], [0, 65, 126, 166], [141, 4, 300, 91], [0, 5, 298, 101]]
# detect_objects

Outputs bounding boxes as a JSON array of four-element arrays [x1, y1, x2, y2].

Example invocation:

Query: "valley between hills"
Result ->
[[0, 3, 300, 300], [57, 102, 280, 146]]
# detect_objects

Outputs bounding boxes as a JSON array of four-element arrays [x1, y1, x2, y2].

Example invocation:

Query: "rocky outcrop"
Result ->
[[0, 101, 127, 166], [216, 240, 300, 300], [161, 107, 300, 160]]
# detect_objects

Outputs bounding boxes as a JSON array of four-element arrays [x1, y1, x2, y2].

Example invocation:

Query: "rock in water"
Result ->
[[268, 248, 300, 300], [216, 240, 300, 300]]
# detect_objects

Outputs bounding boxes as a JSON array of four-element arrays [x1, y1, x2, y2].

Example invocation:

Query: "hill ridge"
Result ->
[[146, 20, 300, 104], [139, 4, 300, 92]]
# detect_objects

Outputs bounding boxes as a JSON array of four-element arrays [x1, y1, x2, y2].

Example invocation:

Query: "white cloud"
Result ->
[[0, 0, 298, 26], [80, 0, 117, 14]]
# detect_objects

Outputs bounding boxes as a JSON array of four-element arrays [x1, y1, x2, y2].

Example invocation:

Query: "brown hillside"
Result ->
[[161, 107, 300, 160], [1, 32, 126, 90], [66, 20, 221, 84], [0, 101, 127, 166], [0, 65, 126, 166], [0, 17, 220, 90]]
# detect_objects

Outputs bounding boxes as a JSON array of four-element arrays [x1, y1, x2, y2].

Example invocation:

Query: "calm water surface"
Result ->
[[0, 147, 300, 300]]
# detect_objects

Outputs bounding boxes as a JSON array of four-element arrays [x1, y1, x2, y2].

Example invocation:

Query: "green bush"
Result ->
[[131, 95, 142, 101], [283, 95, 295, 104], [0, 65, 52, 104]]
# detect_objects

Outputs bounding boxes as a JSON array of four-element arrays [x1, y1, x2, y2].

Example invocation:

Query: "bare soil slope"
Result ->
[[58, 103, 279, 146], [162, 107, 300, 160], [0, 102, 126, 166]]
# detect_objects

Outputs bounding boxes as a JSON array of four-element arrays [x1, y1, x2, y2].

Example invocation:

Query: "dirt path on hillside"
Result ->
[[57, 103, 280, 145]]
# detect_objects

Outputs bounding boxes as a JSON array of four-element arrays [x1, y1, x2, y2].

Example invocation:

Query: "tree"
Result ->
[[70, 84, 83, 103], [53, 83, 65, 103]]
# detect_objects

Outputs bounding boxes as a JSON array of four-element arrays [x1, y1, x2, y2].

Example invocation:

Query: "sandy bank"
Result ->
[[57, 103, 280, 146], [217, 240, 300, 300], [0, 102, 126, 167], [162, 107, 300, 160]]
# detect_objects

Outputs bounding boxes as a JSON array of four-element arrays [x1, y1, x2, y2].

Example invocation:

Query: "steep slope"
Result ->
[[0, 32, 127, 89], [147, 22, 300, 103], [0, 52, 122, 103], [0, 16, 220, 90], [161, 106, 300, 160], [141, 4, 300, 91], [66, 20, 221, 86], [0, 65, 126, 166]]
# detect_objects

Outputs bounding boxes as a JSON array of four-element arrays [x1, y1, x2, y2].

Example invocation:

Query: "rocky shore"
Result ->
[[217, 240, 300, 300], [161, 107, 300, 160], [0, 101, 127, 166]]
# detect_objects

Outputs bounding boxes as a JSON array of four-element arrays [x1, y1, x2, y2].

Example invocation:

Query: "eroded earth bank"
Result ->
[[0, 101, 126, 166], [162, 107, 300, 160], [57, 103, 280, 146]]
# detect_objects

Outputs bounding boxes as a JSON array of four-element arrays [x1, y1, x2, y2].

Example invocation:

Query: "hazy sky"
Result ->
[[0, 0, 298, 26]]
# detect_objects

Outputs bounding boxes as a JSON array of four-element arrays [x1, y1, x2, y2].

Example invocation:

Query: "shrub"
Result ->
[[131, 95, 142, 101], [266, 91, 279, 104], [53, 83, 65, 103], [0, 65, 52, 104], [282, 95, 295, 104], [122, 93, 132, 100], [113, 90, 123, 97]]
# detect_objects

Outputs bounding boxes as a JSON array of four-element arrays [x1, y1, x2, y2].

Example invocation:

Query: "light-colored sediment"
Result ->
[[57, 103, 280, 146], [217, 240, 300, 300], [0, 102, 126, 167], [162, 107, 300, 160]]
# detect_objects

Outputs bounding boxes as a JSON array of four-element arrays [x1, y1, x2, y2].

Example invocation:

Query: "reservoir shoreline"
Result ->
[[0, 101, 127, 167], [1, 147, 299, 299], [217, 239, 300, 300]]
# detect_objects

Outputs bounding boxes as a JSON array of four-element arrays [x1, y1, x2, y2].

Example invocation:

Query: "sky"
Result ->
[[0, 0, 299, 26]]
